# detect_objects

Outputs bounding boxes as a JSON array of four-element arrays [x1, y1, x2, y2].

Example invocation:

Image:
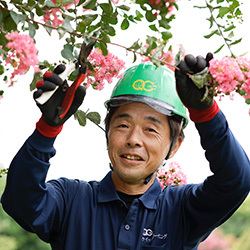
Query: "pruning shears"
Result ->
[[35, 40, 96, 122], [58, 40, 96, 120]]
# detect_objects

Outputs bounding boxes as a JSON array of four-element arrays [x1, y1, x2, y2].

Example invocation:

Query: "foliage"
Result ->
[[199, 196, 250, 249], [220, 196, 250, 238], [0, 177, 50, 250], [195, 0, 243, 56]]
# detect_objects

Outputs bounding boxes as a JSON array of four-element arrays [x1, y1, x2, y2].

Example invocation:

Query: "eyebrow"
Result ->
[[114, 113, 162, 125]]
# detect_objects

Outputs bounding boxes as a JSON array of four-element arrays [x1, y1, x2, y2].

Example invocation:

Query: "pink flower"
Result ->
[[148, 0, 177, 16], [4, 31, 39, 84], [157, 161, 187, 189], [209, 56, 250, 103], [43, 0, 79, 27], [85, 48, 125, 90], [209, 57, 244, 97], [198, 229, 230, 250]]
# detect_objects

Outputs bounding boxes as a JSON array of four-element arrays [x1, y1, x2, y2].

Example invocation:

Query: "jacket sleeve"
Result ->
[[183, 110, 250, 246], [1, 129, 78, 243]]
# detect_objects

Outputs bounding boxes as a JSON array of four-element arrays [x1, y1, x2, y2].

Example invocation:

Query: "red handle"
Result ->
[[59, 73, 87, 119]]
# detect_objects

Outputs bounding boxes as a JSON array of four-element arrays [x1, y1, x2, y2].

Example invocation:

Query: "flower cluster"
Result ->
[[157, 161, 187, 189], [43, 0, 80, 27], [4, 31, 39, 85], [85, 48, 125, 90], [148, 0, 177, 16], [209, 56, 250, 102]]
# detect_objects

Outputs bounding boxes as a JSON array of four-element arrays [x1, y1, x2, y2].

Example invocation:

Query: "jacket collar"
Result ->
[[97, 171, 162, 210]]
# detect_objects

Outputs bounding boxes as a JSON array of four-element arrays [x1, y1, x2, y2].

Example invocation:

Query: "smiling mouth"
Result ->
[[121, 155, 143, 161]]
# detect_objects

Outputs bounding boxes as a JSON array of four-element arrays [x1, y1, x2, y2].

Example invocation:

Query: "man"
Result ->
[[1, 53, 250, 249]]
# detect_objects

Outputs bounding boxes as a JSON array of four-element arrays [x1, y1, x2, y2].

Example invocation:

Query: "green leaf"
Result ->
[[99, 41, 108, 56], [62, 16, 74, 32], [61, 44, 74, 60], [35, 5, 44, 16], [28, 22, 36, 37], [159, 19, 171, 30], [204, 29, 220, 39], [57, 27, 67, 39], [175, 49, 184, 66], [161, 31, 172, 41], [149, 24, 158, 32], [82, 14, 98, 26], [74, 110, 87, 126], [134, 10, 143, 21], [224, 24, 236, 32], [145, 10, 156, 22], [0, 65, 4, 75], [133, 53, 137, 63], [99, 3, 113, 15], [100, 30, 110, 42], [10, 10, 26, 25], [30, 71, 42, 91], [103, 24, 116, 36], [121, 18, 129, 30], [102, 13, 118, 25], [245, 98, 250, 105], [190, 68, 210, 89], [214, 44, 224, 54], [86, 111, 101, 125], [76, 21, 86, 33], [45, 21, 53, 35], [217, 7, 230, 18], [45, 0, 57, 7], [128, 39, 141, 50], [0, 90, 4, 96], [230, 38, 242, 46], [82, 0, 97, 10], [117, 5, 130, 11]]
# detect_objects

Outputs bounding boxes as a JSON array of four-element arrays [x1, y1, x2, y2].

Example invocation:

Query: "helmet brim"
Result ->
[[105, 95, 175, 117]]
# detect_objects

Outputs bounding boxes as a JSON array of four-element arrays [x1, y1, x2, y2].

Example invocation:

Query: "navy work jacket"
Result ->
[[1, 111, 250, 249]]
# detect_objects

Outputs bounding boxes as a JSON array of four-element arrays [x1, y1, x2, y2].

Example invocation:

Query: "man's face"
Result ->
[[107, 102, 172, 187]]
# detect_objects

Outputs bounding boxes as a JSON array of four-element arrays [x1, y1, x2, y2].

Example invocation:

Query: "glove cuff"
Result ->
[[36, 116, 63, 138], [188, 101, 220, 123]]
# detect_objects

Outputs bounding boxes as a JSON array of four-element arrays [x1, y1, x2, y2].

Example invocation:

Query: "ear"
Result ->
[[168, 136, 183, 159]]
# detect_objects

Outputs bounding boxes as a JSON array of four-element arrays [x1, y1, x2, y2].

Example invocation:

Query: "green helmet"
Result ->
[[105, 62, 188, 128]]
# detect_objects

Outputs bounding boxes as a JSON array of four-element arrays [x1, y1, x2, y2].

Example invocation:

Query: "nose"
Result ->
[[126, 127, 142, 147]]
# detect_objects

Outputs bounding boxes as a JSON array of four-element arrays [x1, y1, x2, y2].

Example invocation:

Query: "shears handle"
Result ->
[[58, 72, 87, 120], [35, 62, 77, 105]]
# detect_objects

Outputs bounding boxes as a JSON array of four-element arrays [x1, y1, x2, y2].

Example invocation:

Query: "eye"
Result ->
[[146, 127, 157, 133], [117, 124, 128, 128]]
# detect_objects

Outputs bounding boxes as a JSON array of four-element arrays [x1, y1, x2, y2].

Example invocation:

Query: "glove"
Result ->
[[175, 53, 214, 110], [34, 64, 86, 137], [175, 53, 220, 122]]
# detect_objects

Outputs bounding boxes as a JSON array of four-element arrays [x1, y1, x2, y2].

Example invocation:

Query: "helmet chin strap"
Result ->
[[143, 139, 176, 185]]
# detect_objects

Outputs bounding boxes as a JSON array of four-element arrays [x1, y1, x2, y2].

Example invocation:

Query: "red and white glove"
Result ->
[[33, 64, 86, 137]]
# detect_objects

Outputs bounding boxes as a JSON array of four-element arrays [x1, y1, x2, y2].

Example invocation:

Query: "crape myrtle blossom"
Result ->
[[149, 0, 177, 16], [43, 0, 120, 27], [157, 161, 187, 189], [4, 31, 39, 85], [209, 56, 250, 101], [43, 0, 80, 27], [85, 48, 125, 90]]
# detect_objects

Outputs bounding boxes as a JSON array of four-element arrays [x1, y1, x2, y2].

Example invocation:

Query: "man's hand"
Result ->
[[34, 64, 86, 126], [175, 53, 213, 110]]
